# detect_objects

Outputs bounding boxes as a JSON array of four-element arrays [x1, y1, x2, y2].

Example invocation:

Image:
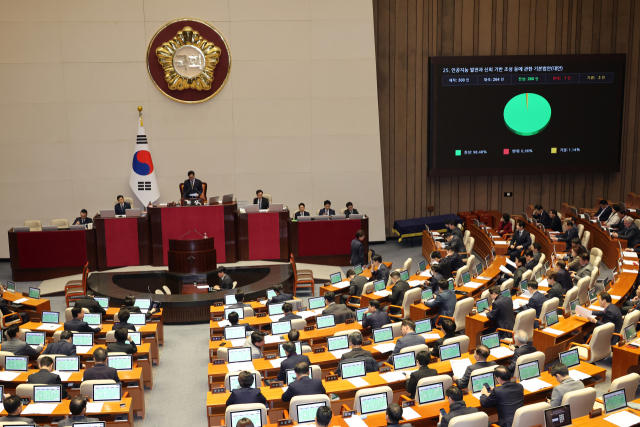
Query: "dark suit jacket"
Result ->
[[345, 209, 359, 218], [112, 322, 136, 331], [445, 253, 464, 272], [507, 343, 537, 375], [278, 353, 311, 382], [390, 280, 411, 307], [340, 347, 373, 362], [362, 310, 390, 330], [557, 227, 579, 251], [74, 296, 106, 315], [336, 355, 378, 376], [349, 276, 369, 297], [548, 216, 563, 232], [536, 211, 551, 227], [253, 197, 269, 209], [512, 266, 527, 288], [546, 283, 564, 306], [448, 236, 466, 254], [510, 230, 532, 250], [182, 179, 203, 197], [351, 239, 365, 266], [114, 202, 131, 215], [456, 360, 496, 389], [389, 332, 426, 361], [64, 318, 100, 333], [294, 211, 310, 219], [268, 293, 293, 306], [595, 205, 613, 221], [440, 401, 479, 427], [618, 224, 640, 248], [322, 303, 355, 323], [428, 273, 444, 294], [220, 275, 233, 290], [557, 269, 573, 292], [425, 289, 456, 318], [593, 303, 623, 343], [480, 382, 524, 427], [523, 291, 546, 319], [226, 387, 268, 406], [318, 208, 335, 216], [451, 227, 463, 240], [73, 217, 93, 226], [525, 259, 538, 271], [281, 376, 326, 402], [27, 368, 68, 398], [107, 340, 137, 355], [487, 295, 515, 333], [83, 363, 120, 382], [43, 340, 76, 356], [406, 365, 438, 398], [281, 312, 302, 321], [430, 332, 457, 356], [371, 263, 390, 284]]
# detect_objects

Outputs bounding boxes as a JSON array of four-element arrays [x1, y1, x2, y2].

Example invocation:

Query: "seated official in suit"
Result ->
[[447, 220, 464, 239], [498, 213, 513, 236], [74, 289, 106, 315], [27, 356, 68, 399], [424, 264, 444, 295], [253, 189, 269, 210], [533, 205, 551, 227], [387, 272, 410, 316], [531, 242, 542, 263], [321, 291, 354, 323], [587, 292, 623, 344], [555, 261, 573, 293], [277, 341, 311, 382], [65, 307, 101, 333], [386, 403, 406, 427], [521, 281, 545, 328], [507, 331, 536, 376], [508, 221, 532, 260], [406, 350, 437, 399], [43, 330, 76, 356], [443, 246, 464, 272], [107, 327, 137, 355], [351, 230, 366, 266], [524, 250, 537, 271], [499, 256, 526, 287], [316, 406, 333, 427], [114, 195, 131, 216], [621, 286, 640, 315], [566, 246, 584, 272], [438, 386, 478, 427], [348, 268, 368, 297], [443, 233, 465, 254], [594, 199, 613, 222], [228, 311, 256, 334], [182, 170, 203, 198], [613, 216, 640, 248], [345, 202, 359, 218], [431, 251, 453, 280], [0, 285, 28, 323], [122, 294, 159, 319], [605, 204, 623, 227], [210, 266, 233, 291], [370, 254, 390, 283], [226, 370, 268, 406], [83, 348, 120, 382], [0, 395, 36, 425], [58, 395, 100, 426], [227, 290, 252, 309], [545, 271, 564, 306], [387, 319, 426, 363], [480, 366, 524, 427], [243, 332, 266, 359], [294, 202, 310, 219], [454, 345, 496, 390], [362, 300, 391, 330], [430, 318, 457, 355], [318, 200, 335, 216], [424, 280, 456, 320], [486, 286, 515, 339], [570, 238, 588, 258], [266, 284, 292, 306], [113, 309, 135, 331], [282, 361, 326, 402], [336, 332, 377, 376], [280, 303, 301, 321], [553, 220, 578, 251], [287, 329, 301, 345], [73, 209, 93, 226], [549, 363, 585, 407], [548, 209, 563, 232], [571, 253, 594, 285], [3, 324, 42, 357]]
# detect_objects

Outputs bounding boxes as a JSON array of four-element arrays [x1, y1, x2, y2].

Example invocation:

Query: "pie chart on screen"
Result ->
[[503, 93, 551, 136]]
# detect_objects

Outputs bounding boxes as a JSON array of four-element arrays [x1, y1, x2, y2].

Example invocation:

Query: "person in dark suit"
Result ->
[[277, 341, 311, 382], [444, 233, 465, 254], [345, 202, 359, 218], [548, 209, 563, 232], [211, 267, 233, 291], [182, 170, 203, 198], [318, 200, 335, 216], [524, 250, 538, 271], [362, 300, 391, 330], [480, 366, 524, 427], [294, 203, 310, 219], [350, 230, 366, 266], [486, 286, 515, 339], [445, 220, 464, 240], [43, 330, 77, 356], [114, 195, 131, 215], [226, 370, 268, 405], [348, 268, 368, 297], [281, 303, 302, 321], [613, 217, 640, 248], [336, 332, 376, 373], [588, 292, 623, 344], [439, 386, 478, 427], [425, 264, 444, 295], [425, 280, 457, 320], [112, 309, 136, 331], [555, 261, 573, 293], [622, 285, 640, 315], [507, 331, 537, 375], [387, 272, 410, 316], [430, 318, 457, 356], [453, 345, 496, 390], [74, 290, 106, 315], [83, 348, 120, 382], [386, 403, 407, 427], [73, 209, 93, 226], [122, 295, 159, 320], [226, 290, 252, 309], [321, 291, 354, 323], [64, 307, 100, 333], [27, 356, 68, 399], [370, 255, 390, 283], [107, 327, 137, 355], [533, 205, 552, 228], [521, 281, 545, 328], [0, 285, 27, 323], [267, 284, 293, 306], [499, 256, 527, 288], [545, 271, 565, 306], [253, 189, 269, 210], [553, 221, 579, 251], [405, 350, 438, 399], [430, 251, 453, 280], [281, 361, 326, 402], [3, 324, 42, 357], [228, 311, 255, 334], [316, 406, 333, 427], [608, 207, 626, 229], [508, 221, 532, 260], [388, 319, 426, 363], [594, 199, 613, 221], [443, 247, 464, 272], [58, 395, 101, 426], [0, 395, 36, 425]]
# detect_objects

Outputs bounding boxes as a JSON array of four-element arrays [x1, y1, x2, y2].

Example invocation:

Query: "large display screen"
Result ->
[[429, 54, 625, 176]]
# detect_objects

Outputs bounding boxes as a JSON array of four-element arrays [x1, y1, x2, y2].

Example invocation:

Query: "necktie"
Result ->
[[259, 199, 261, 209]]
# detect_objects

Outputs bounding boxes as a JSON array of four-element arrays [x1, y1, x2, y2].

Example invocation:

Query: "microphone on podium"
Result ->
[[178, 230, 191, 240], [194, 229, 204, 238]]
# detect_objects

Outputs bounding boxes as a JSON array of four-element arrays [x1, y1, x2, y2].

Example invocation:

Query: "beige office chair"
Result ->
[[449, 412, 488, 427], [23, 220, 42, 231], [468, 364, 498, 378], [562, 287, 579, 316], [499, 308, 535, 344], [287, 395, 330, 422], [388, 288, 421, 320], [333, 330, 360, 337], [603, 374, 640, 406], [465, 255, 477, 271], [37, 354, 66, 366], [291, 319, 307, 330], [217, 347, 230, 361], [316, 209, 321, 215], [105, 331, 117, 343], [463, 230, 471, 246], [225, 404, 268, 427], [500, 278, 514, 293], [243, 307, 255, 318], [480, 289, 492, 304], [382, 322, 403, 338], [512, 402, 550, 427], [0, 351, 15, 369], [539, 298, 559, 326], [16, 384, 47, 400], [569, 322, 614, 363], [463, 237, 475, 258], [590, 247, 603, 262], [592, 256, 602, 271], [354, 386, 392, 415], [120, 197, 135, 208], [454, 266, 470, 286], [340, 208, 348, 214], [154, 289, 164, 295], [403, 258, 413, 272], [261, 194, 272, 203], [589, 267, 599, 290], [514, 351, 545, 380], [51, 219, 69, 229], [440, 297, 474, 333], [622, 311, 640, 337], [80, 380, 117, 400], [561, 388, 596, 418], [224, 370, 263, 389], [17, 328, 31, 340], [53, 330, 63, 342], [530, 234, 536, 245], [399, 344, 429, 356], [163, 285, 171, 294], [531, 264, 543, 279], [412, 375, 453, 404], [301, 344, 312, 354], [521, 270, 533, 283], [582, 230, 591, 249], [65, 307, 89, 322], [443, 335, 469, 354], [576, 276, 591, 305], [577, 224, 584, 239]]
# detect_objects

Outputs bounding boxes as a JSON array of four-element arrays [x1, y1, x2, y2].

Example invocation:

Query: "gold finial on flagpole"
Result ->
[[138, 106, 143, 126]]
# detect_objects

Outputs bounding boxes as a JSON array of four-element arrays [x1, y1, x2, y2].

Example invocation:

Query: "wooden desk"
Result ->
[[210, 301, 267, 318], [209, 312, 315, 336], [105, 307, 165, 346], [320, 263, 393, 298], [567, 214, 627, 269], [94, 216, 149, 270], [2, 292, 51, 320], [81, 343, 153, 389], [533, 316, 590, 364]]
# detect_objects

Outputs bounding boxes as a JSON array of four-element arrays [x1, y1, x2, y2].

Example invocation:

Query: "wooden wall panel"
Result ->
[[373, 0, 640, 236]]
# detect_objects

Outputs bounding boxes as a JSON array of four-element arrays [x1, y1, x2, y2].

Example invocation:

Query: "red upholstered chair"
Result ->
[[290, 254, 314, 296], [65, 263, 89, 307], [178, 182, 207, 201], [580, 197, 604, 215]]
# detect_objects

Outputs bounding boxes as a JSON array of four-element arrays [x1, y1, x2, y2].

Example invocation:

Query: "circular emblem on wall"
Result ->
[[146, 18, 231, 104]]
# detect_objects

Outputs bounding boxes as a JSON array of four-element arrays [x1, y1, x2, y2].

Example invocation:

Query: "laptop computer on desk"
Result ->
[[100, 209, 116, 218], [268, 204, 283, 212], [222, 194, 234, 203], [125, 208, 141, 217], [245, 204, 259, 213]]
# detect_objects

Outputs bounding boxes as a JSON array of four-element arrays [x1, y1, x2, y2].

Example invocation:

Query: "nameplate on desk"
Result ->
[[257, 297, 266, 301], [325, 375, 338, 382], [278, 419, 293, 426], [213, 359, 225, 365], [257, 313, 267, 318], [214, 302, 223, 307], [212, 317, 223, 322], [270, 381, 284, 388], [299, 307, 307, 312], [211, 336, 222, 341], [211, 387, 226, 394], [379, 366, 391, 373], [314, 347, 325, 353], [345, 318, 355, 324], [342, 411, 356, 418], [363, 340, 372, 346], [365, 289, 373, 294], [265, 354, 277, 360], [402, 400, 415, 408], [589, 409, 602, 418], [305, 326, 315, 331]]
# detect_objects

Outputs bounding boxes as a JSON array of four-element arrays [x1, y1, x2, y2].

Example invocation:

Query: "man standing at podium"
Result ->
[[253, 190, 269, 210], [182, 170, 203, 198], [114, 195, 131, 215]]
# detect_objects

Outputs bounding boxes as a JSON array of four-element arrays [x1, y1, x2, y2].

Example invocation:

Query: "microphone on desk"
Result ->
[[194, 229, 204, 238], [178, 230, 192, 240]]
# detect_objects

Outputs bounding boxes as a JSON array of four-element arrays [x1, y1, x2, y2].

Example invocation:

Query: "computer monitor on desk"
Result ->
[[100, 209, 116, 218], [349, 214, 364, 220], [268, 203, 283, 212], [222, 194, 234, 203], [245, 204, 259, 213], [125, 208, 141, 217]]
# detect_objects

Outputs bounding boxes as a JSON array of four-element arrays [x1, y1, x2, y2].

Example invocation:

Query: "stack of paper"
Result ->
[[495, 240, 509, 245], [520, 378, 552, 392], [259, 300, 268, 305], [472, 391, 483, 400], [450, 359, 472, 378], [610, 295, 622, 301], [373, 343, 396, 353], [374, 290, 392, 297], [229, 339, 245, 347], [330, 349, 351, 359], [538, 279, 549, 288], [227, 361, 255, 372], [465, 282, 484, 289], [21, 403, 58, 415], [421, 333, 440, 340], [380, 371, 407, 383], [196, 285, 209, 289], [344, 416, 369, 427], [37, 324, 60, 331], [604, 411, 640, 427], [13, 298, 28, 304], [347, 377, 369, 388], [217, 320, 231, 327], [420, 270, 433, 278], [490, 347, 514, 358], [86, 402, 105, 413], [623, 269, 638, 274], [56, 371, 73, 381], [568, 369, 591, 381], [542, 328, 564, 336], [477, 276, 492, 280], [402, 407, 421, 420], [333, 281, 351, 289], [624, 251, 639, 259], [408, 280, 424, 288], [264, 335, 284, 344], [76, 346, 93, 354], [312, 308, 325, 315], [269, 314, 285, 322], [269, 358, 284, 368], [477, 312, 487, 317], [297, 311, 316, 319], [623, 260, 639, 266], [513, 299, 529, 308]]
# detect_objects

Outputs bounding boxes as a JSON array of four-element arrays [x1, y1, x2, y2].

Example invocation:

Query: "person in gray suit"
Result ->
[[613, 216, 640, 248], [0, 395, 36, 425], [347, 269, 369, 297], [336, 332, 378, 376], [571, 253, 594, 285], [549, 363, 585, 407], [424, 280, 457, 321], [321, 291, 355, 323], [387, 319, 426, 363], [552, 220, 579, 252], [453, 345, 496, 390], [211, 267, 233, 291], [438, 386, 478, 427], [3, 324, 42, 358], [58, 395, 101, 426], [444, 233, 465, 254]]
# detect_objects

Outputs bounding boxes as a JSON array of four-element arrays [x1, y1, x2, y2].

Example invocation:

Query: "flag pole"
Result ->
[[138, 106, 143, 126]]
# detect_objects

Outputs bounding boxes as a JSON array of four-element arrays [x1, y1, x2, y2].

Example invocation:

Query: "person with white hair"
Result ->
[[506, 330, 536, 376], [612, 216, 640, 249]]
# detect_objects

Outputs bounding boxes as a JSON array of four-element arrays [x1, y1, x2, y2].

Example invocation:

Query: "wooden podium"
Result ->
[[167, 238, 217, 274]]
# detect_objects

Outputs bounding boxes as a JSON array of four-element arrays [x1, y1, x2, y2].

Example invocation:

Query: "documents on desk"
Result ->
[[77, 346, 93, 353], [542, 327, 564, 336], [513, 299, 528, 308], [374, 290, 392, 297], [465, 281, 484, 289], [269, 314, 285, 322], [52, 371, 72, 381], [499, 265, 512, 275], [623, 269, 639, 274], [495, 240, 509, 245], [490, 346, 514, 358], [624, 251, 639, 259], [380, 370, 409, 383], [217, 320, 231, 327], [477, 276, 492, 280], [520, 377, 552, 392], [420, 270, 432, 278], [345, 415, 369, 427], [269, 358, 284, 368], [330, 349, 351, 359], [297, 311, 316, 320], [333, 281, 351, 289], [227, 361, 255, 372], [373, 343, 396, 354], [402, 407, 421, 420], [587, 305, 602, 311], [0, 372, 19, 381], [604, 410, 640, 427], [348, 377, 369, 388], [86, 402, 105, 413], [22, 403, 57, 415], [408, 280, 423, 288], [568, 369, 591, 381], [264, 335, 284, 344], [575, 305, 596, 320], [229, 339, 245, 347], [421, 333, 440, 340], [450, 358, 472, 379], [13, 298, 28, 304], [610, 295, 622, 301], [624, 260, 640, 266], [259, 300, 268, 305], [538, 279, 549, 287], [37, 323, 61, 331]]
